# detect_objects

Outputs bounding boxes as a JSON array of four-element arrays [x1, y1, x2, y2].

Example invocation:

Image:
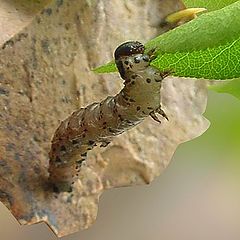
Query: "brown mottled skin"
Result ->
[[48, 41, 169, 192]]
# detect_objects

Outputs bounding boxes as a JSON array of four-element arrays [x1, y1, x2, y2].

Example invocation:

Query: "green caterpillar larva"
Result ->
[[48, 41, 169, 193]]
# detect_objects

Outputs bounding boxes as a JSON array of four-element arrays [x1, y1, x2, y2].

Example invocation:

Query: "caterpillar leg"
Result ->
[[156, 106, 169, 121], [160, 70, 172, 79], [150, 111, 162, 123], [150, 106, 168, 123], [100, 141, 111, 148], [147, 48, 157, 61]]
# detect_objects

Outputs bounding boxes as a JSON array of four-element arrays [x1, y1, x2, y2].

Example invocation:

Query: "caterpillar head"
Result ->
[[115, 41, 149, 79], [114, 41, 144, 60]]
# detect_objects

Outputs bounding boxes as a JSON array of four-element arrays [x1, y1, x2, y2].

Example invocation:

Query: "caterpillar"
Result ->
[[48, 41, 169, 193]]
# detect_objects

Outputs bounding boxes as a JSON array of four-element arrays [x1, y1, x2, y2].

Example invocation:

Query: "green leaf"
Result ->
[[151, 37, 240, 79], [208, 78, 240, 100], [145, 1, 240, 53], [183, 0, 239, 12], [93, 60, 117, 73], [149, 1, 240, 80], [94, 1, 240, 80]]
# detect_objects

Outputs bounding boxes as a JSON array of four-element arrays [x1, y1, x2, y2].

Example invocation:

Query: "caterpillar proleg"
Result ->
[[48, 41, 169, 193]]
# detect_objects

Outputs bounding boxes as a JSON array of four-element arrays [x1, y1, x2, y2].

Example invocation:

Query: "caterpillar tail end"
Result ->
[[165, 8, 207, 24], [48, 164, 74, 193]]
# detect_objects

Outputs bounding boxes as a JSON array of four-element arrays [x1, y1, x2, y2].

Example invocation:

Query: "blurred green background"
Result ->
[[1, 90, 240, 240]]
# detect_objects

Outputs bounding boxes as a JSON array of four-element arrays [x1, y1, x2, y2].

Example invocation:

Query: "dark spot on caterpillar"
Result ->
[[124, 79, 131, 85], [53, 185, 60, 193], [147, 107, 153, 110], [146, 78, 151, 83], [142, 111, 146, 114], [134, 57, 140, 63], [123, 95, 129, 101], [55, 156, 61, 162], [99, 110, 103, 119], [127, 67, 130, 70], [72, 139, 79, 145], [82, 133, 86, 138], [129, 98, 135, 102], [155, 78, 162, 82], [131, 74, 137, 79], [124, 60, 129, 65], [88, 140, 95, 145], [137, 106, 141, 111], [60, 145, 67, 152], [76, 159, 84, 164], [118, 114, 124, 121], [108, 128, 115, 133], [131, 81, 135, 85], [103, 126, 107, 129], [84, 129, 88, 132], [103, 122, 107, 125], [81, 153, 87, 157]]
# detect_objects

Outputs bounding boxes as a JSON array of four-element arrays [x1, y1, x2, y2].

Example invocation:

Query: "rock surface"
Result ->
[[0, 0, 209, 237], [0, 0, 51, 45]]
